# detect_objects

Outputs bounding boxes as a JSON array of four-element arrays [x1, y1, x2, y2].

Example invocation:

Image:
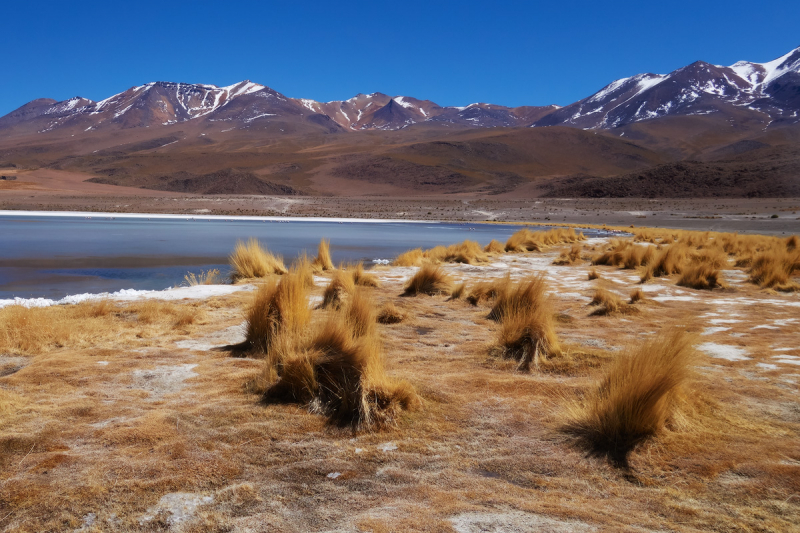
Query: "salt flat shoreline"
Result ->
[[0, 210, 442, 225]]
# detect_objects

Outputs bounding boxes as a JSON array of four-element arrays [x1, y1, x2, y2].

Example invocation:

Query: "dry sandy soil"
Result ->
[[1, 235, 799, 532], [1, 169, 800, 235]]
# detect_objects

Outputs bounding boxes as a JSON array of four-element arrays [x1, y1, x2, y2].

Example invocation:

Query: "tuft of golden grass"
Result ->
[[349, 262, 380, 287], [377, 301, 406, 324], [449, 282, 467, 300], [488, 274, 546, 321], [563, 327, 697, 466], [748, 249, 800, 291], [291, 253, 316, 288], [588, 288, 627, 316], [393, 240, 489, 266], [640, 244, 688, 282], [466, 276, 510, 306], [264, 291, 419, 430], [553, 244, 583, 265], [629, 288, 647, 304], [322, 270, 356, 309], [403, 264, 453, 296], [311, 238, 335, 272], [483, 239, 505, 254], [678, 264, 725, 290], [229, 238, 287, 280], [493, 302, 561, 371], [244, 272, 310, 355], [588, 268, 600, 280], [505, 227, 585, 253], [184, 268, 222, 286]]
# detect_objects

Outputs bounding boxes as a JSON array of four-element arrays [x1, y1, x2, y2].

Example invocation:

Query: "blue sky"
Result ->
[[1, 1, 798, 115]]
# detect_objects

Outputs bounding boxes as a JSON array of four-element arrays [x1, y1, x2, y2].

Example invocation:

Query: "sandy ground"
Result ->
[[1, 169, 799, 234], [1, 238, 799, 531]]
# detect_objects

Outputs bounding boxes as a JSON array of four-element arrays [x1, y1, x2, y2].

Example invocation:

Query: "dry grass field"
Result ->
[[1, 227, 799, 532]]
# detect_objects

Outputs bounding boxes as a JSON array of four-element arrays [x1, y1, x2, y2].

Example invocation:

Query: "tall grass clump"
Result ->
[[230, 238, 287, 280], [640, 244, 688, 283], [244, 272, 311, 355], [312, 239, 335, 272], [184, 268, 222, 286], [748, 250, 800, 291], [377, 301, 405, 324], [393, 240, 489, 266], [291, 253, 316, 288], [264, 291, 419, 430], [484, 239, 505, 254], [403, 264, 453, 296], [466, 276, 510, 306], [321, 270, 356, 309], [588, 288, 626, 316], [488, 274, 547, 321], [678, 264, 725, 290], [489, 273, 560, 370], [349, 262, 380, 287], [505, 228, 584, 253], [553, 244, 583, 265], [563, 328, 697, 466]]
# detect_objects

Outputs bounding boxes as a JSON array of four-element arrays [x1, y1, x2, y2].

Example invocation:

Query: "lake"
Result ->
[[0, 212, 611, 299]]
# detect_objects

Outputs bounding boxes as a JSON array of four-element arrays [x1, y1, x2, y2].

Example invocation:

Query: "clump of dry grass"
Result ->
[[393, 240, 489, 266], [128, 300, 205, 328], [311, 239, 335, 272], [291, 253, 316, 288], [629, 288, 647, 304], [748, 249, 800, 291], [640, 244, 688, 282], [349, 262, 380, 287], [588, 268, 600, 280], [553, 244, 583, 265], [592, 240, 654, 269], [484, 239, 505, 254], [466, 276, 510, 306], [563, 328, 697, 466], [487, 273, 561, 370], [322, 270, 356, 309], [678, 264, 725, 290], [377, 301, 405, 324], [183, 268, 222, 286], [264, 291, 419, 430], [488, 274, 546, 321], [505, 228, 584, 253], [244, 272, 310, 355], [588, 288, 630, 316], [493, 303, 561, 371], [403, 264, 453, 296], [230, 238, 287, 280], [449, 282, 467, 300]]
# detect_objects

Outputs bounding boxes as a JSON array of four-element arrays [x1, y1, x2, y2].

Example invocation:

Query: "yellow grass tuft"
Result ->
[[588, 268, 600, 280], [588, 288, 628, 316], [505, 227, 584, 253], [244, 272, 310, 355], [493, 302, 561, 371], [183, 268, 222, 286], [488, 274, 546, 321], [563, 327, 697, 466], [311, 239, 335, 272], [629, 288, 647, 304], [678, 264, 725, 290], [229, 238, 287, 280], [264, 293, 419, 430], [553, 244, 583, 265], [322, 270, 356, 309], [291, 253, 316, 288], [377, 301, 406, 324], [466, 276, 510, 306], [640, 244, 688, 282], [748, 249, 800, 291], [349, 262, 380, 287], [449, 282, 467, 300], [484, 239, 505, 254], [393, 240, 489, 266], [403, 264, 453, 296]]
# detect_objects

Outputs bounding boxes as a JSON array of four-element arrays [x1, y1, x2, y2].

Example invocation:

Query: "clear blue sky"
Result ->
[[1, 0, 798, 116]]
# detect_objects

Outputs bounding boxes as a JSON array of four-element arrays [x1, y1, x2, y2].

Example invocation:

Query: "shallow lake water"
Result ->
[[0, 213, 612, 299]]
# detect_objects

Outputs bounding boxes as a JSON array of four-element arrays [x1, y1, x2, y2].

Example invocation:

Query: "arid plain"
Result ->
[[1, 225, 799, 532]]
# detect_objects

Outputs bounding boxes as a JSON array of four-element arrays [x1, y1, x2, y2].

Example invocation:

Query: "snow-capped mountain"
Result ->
[[1, 46, 798, 137], [534, 46, 800, 129]]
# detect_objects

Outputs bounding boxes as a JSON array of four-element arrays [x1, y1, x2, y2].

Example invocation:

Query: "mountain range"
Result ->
[[1, 46, 799, 198]]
